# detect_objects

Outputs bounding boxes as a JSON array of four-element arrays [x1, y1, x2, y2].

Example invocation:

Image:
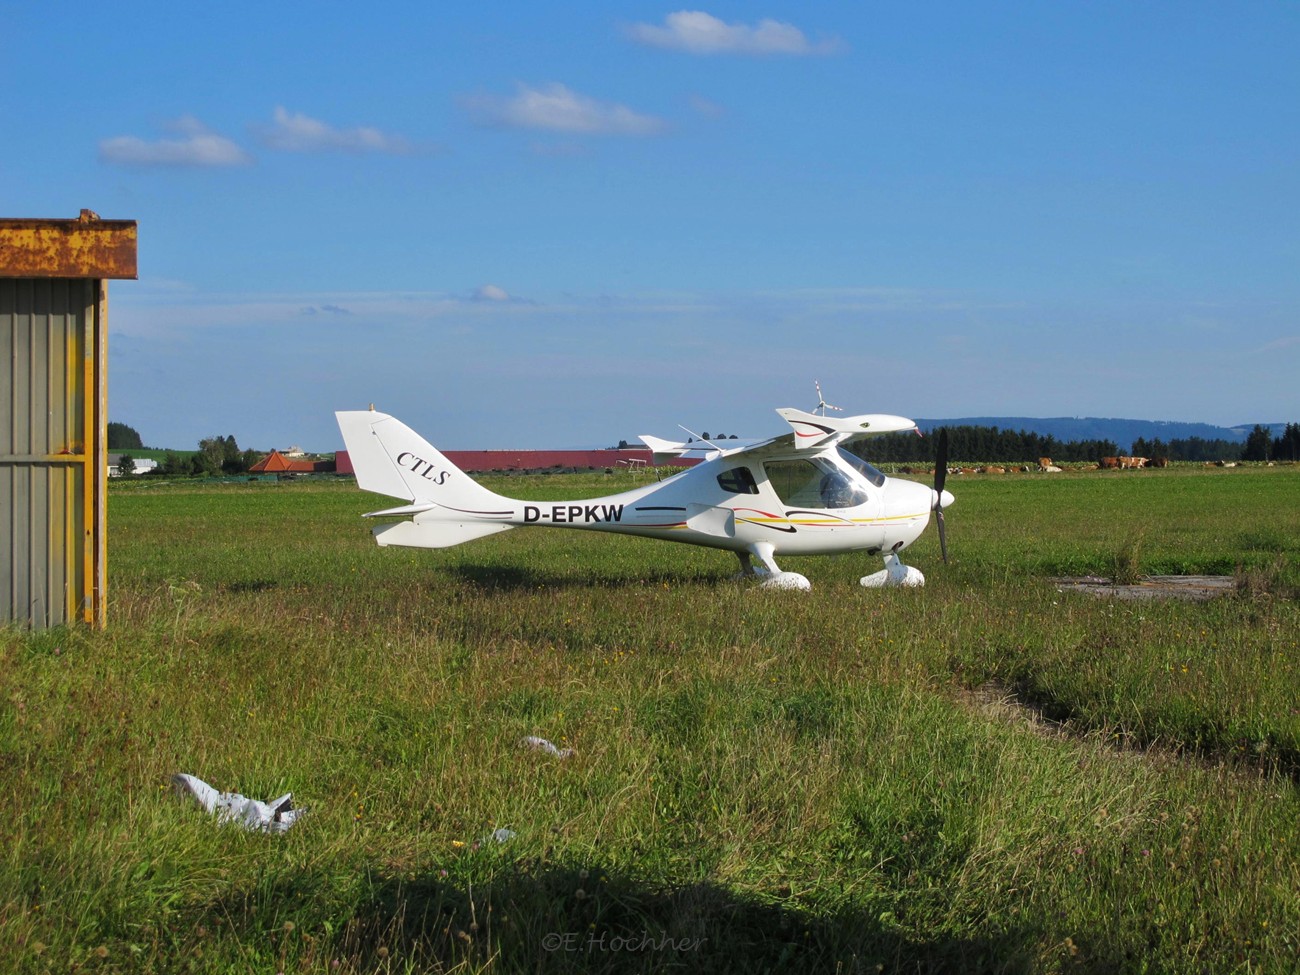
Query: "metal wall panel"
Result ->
[[1, 278, 104, 629]]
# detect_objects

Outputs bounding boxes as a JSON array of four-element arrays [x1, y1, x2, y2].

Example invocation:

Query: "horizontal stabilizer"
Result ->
[[373, 520, 513, 549], [363, 502, 437, 518]]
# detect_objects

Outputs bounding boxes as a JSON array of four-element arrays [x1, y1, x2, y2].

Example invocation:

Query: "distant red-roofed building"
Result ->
[[250, 449, 331, 474]]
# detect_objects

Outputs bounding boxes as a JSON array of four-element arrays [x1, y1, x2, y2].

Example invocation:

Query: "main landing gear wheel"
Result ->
[[735, 544, 812, 592]]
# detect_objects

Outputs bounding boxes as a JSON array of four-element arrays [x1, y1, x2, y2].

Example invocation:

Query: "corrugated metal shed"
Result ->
[[1, 212, 137, 629]]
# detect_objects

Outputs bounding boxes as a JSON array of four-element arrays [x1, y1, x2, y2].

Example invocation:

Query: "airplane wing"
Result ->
[[639, 409, 917, 464], [775, 408, 918, 451], [638, 434, 724, 466]]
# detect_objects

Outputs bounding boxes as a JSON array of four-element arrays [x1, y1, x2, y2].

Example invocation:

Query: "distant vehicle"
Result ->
[[335, 390, 953, 590]]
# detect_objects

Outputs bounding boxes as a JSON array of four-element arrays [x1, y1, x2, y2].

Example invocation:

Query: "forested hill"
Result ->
[[914, 417, 1257, 449]]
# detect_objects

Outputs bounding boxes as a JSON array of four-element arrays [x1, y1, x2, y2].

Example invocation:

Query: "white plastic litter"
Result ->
[[488, 827, 516, 843], [172, 773, 306, 833], [520, 735, 573, 759]]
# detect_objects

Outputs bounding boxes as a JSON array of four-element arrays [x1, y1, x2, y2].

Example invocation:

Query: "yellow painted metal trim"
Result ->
[[93, 281, 108, 627], [81, 282, 95, 625]]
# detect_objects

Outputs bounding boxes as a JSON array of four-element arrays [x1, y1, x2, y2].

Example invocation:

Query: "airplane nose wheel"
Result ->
[[861, 544, 926, 588]]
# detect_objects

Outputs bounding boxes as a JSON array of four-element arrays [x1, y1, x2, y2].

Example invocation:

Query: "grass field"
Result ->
[[3, 465, 1299, 973]]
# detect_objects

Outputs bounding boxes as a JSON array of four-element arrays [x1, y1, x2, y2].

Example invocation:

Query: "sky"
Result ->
[[4, 2, 1297, 450]]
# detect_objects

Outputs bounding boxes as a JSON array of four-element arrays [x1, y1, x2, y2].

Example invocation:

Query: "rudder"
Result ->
[[335, 410, 508, 512]]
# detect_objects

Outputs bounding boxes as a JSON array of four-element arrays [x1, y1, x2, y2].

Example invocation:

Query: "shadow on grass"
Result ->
[[449, 563, 729, 593], [1002, 673, 1300, 784], [196, 860, 1038, 974]]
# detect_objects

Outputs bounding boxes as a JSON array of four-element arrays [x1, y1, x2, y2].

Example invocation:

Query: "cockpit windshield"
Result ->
[[837, 447, 887, 488]]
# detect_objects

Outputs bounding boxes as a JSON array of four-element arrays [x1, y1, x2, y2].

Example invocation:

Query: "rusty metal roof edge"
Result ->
[[0, 213, 138, 280], [0, 217, 138, 227]]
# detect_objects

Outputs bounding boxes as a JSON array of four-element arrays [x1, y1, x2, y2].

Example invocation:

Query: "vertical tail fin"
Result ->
[[335, 410, 508, 511]]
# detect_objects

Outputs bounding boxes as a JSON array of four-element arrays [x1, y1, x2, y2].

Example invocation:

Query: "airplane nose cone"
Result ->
[[932, 488, 955, 510]]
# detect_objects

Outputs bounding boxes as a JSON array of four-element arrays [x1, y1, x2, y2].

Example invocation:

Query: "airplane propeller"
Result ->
[[933, 428, 950, 564]]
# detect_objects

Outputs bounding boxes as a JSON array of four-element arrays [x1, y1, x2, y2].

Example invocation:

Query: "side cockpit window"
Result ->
[[716, 465, 759, 495], [765, 458, 869, 509]]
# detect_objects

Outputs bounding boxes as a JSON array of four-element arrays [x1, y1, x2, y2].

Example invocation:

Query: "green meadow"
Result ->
[[3, 466, 1299, 973]]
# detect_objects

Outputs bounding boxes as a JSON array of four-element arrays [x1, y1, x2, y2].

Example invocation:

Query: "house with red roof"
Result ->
[[249, 449, 331, 474]]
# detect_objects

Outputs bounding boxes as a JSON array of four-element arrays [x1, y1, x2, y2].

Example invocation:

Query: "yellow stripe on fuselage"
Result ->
[[738, 511, 927, 529]]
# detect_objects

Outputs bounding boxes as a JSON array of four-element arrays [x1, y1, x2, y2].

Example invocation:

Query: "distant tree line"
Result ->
[[1129, 436, 1236, 463], [839, 422, 1300, 465], [157, 436, 261, 476], [110, 421, 271, 476], [851, 426, 1119, 465], [1133, 424, 1300, 463], [1244, 422, 1300, 462], [107, 422, 144, 450]]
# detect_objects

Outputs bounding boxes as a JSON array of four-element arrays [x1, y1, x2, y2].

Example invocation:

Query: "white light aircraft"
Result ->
[[336, 395, 953, 590]]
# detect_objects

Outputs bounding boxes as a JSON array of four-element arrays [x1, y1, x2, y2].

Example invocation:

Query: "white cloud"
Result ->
[[474, 284, 511, 302], [300, 304, 353, 316], [254, 107, 418, 154], [99, 116, 251, 167], [626, 11, 842, 56], [464, 83, 667, 136]]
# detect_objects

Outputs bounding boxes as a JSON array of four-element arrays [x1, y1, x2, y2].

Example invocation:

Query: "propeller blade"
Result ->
[[933, 428, 950, 564], [933, 429, 948, 495]]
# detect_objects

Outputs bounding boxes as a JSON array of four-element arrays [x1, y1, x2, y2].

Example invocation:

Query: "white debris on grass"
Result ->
[[520, 735, 573, 759], [172, 773, 306, 833]]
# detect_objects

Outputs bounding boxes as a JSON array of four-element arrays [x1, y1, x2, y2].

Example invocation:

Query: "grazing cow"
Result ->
[[1099, 456, 1120, 469], [1117, 456, 1148, 469], [1038, 457, 1053, 469], [1148, 457, 1169, 468]]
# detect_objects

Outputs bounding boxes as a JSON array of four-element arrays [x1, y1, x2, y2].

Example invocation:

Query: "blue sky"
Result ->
[[4, 2, 1297, 449]]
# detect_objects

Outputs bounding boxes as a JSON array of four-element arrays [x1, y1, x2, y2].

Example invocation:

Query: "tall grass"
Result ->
[[2, 466, 1298, 972]]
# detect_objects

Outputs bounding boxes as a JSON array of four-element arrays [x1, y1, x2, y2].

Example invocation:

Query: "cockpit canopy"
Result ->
[[715, 448, 886, 510]]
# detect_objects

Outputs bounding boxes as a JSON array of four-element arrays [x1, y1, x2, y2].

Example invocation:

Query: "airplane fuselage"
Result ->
[[338, 406, 953, 589], [389, 446, 936, 557]]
